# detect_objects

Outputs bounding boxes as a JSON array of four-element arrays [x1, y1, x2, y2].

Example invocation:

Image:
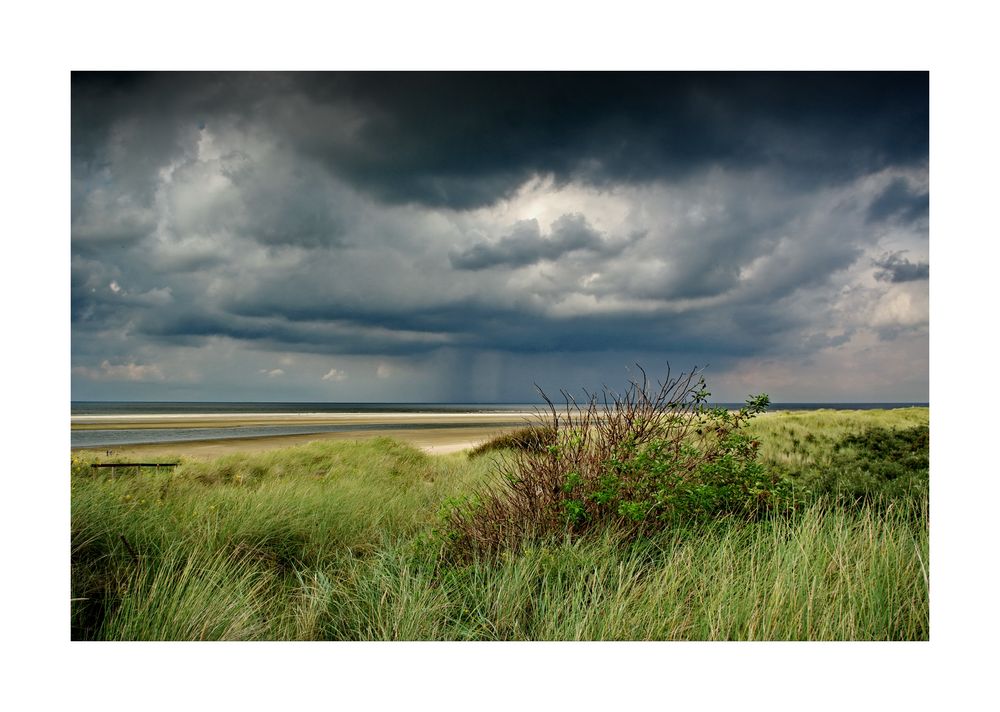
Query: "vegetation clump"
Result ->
[[444, 366, 790, 560], [467, 425, 557, 458], [801, 425, 929, 504], [70, 407, 929, 641]]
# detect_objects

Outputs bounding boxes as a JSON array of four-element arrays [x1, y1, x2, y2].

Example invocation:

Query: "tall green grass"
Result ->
[[100, 543, 278, 641], [747, 408, 929, 503], [71, 438, 495, 639], [304, 499, 927, 640], [747, 407, 927, 474], [71, 411, 929, 641]]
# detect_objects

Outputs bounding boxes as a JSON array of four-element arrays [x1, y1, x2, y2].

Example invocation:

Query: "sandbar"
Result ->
[[70, 412, 540, 459], [71, 411, 539, 430]]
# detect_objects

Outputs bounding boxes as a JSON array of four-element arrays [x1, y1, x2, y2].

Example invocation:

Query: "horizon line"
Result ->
[[71, 399, 931, 405]]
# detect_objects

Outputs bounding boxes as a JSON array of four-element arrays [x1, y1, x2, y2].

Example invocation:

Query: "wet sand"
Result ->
[[71, 412, 539, 459], [71, 411, 537, 429]]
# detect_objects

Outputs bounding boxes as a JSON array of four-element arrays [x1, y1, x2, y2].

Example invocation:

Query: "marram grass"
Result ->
[[300, 500, 927, 641], [71, 411, 929, 641]]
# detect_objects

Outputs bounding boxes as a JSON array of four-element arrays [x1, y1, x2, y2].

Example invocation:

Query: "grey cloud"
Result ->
[[873, 252, 929, 283], [216, 152, 350, 248], [217, 277, 814, 360], [71, 179, 158, 246], [71, 72, 929, 402], [137, 308, 455, 357], [148, 143, 351, 251], [72, 360, 165, 382], [164, 170, 911, 363], [578, 175, 865, 306], [73, 72, 928, 212], [450, 213, 632, 271], [289, 73, 928, 209], [867, 178, 929, 224]]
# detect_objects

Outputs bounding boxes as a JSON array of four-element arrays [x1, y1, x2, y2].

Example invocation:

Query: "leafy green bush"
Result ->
[[444, 366, 790, 559]]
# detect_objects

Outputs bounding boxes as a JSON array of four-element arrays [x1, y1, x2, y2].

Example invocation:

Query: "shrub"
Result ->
[[800, 425, 929, 504], [467, 425, 557, 458], [444, 366, 789, 560]]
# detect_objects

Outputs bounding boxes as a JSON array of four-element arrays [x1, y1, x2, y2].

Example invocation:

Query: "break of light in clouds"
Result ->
[[71, 72, 928, 402]]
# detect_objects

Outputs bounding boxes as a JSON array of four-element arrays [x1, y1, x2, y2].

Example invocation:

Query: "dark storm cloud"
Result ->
[[287, 72, 928, 208], [214, 279, 815, 360], [137, 307, 455, 356], [450, 214, 635, 270], [873, 251, 929, 283], [71, 72, 929, 401], [70, 255, 173, 328], [866, 178, 929, 224], [73, 72, 928, 211], [72, 73, 222, 214], [145, 167, 907, 362]]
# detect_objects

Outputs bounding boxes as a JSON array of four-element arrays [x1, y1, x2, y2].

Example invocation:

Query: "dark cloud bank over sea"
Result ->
[[72, 72, 928, 403]]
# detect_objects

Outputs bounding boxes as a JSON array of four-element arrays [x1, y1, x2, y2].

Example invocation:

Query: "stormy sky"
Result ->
[[71, 72, 928, 402]]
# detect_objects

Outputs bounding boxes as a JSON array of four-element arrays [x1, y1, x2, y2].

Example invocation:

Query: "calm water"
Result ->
[[71, 420, 518, 448], [71, 401, 929, 416], [71, 401, 929, 448], [71, 402, 544, 448], [71, 401, 539, 416]]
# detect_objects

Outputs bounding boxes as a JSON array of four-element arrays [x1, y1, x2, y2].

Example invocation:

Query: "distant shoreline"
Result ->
[[70, 424, 512, 459], [70, 411, 541, 454], [71, 401, 930, 415], [72, 411, 540, 424], [70, 405, 929, 456]]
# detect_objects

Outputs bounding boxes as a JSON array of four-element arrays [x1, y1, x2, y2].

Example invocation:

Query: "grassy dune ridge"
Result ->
[[71, 409, 929, 640], [748, 407, 928, 472]]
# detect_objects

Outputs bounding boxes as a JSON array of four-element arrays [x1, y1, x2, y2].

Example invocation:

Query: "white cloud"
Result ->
[[259, 368, 285, 378], [72, 360, 165, 382], [322, 368, 347, 381]]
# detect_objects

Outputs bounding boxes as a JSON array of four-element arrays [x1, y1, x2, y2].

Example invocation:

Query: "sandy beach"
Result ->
[[71, 410, 541, 458], [70, 407, 814, 459]]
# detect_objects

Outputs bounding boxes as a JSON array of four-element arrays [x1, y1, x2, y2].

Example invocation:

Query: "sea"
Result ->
[[70, 401, 929, 449]]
